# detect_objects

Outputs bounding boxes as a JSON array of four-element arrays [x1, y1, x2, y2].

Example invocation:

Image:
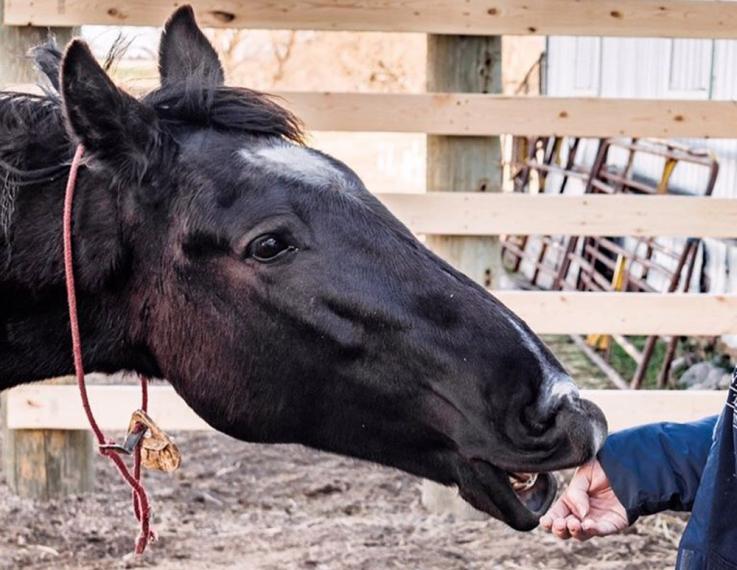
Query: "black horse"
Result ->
[[0, 6, 606, 531]]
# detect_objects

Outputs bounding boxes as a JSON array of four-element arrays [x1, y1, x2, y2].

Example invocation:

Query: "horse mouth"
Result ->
[[507, 471, 555, 514], [457, 460, 557, 531]]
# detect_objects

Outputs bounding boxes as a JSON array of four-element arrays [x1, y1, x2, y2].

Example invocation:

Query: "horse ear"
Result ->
[[29, 40, 63, 93], [60, 39, 163, 181], [159, 5, 225, 87]]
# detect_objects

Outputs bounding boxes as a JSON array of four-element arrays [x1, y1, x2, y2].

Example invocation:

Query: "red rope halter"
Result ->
[[63, 144, 155, 555]]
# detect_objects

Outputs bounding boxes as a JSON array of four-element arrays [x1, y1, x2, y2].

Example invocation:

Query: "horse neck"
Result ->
[[0, 179, 141, 390]]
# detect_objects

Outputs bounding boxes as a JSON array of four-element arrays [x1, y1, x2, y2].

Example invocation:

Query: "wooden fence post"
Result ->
[[2, 387, 95, 499], [421, 34, 505, 519], [0, 13, 92, 499]]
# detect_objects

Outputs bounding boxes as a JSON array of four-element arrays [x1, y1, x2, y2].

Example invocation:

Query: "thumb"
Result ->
[[565, 463, 594, 519]]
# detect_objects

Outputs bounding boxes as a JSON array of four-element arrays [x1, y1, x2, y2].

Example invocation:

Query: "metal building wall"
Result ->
[[546, 36, 737, 335]]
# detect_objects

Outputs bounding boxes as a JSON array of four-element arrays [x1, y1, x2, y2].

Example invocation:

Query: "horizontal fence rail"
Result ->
[[6, 90, 737, 139], [378, 193, 737, 237], [6, 385, 727, 433], [6, 0, 737, 39], [495, 292, 737, 335], [277, 93, 737, 138]]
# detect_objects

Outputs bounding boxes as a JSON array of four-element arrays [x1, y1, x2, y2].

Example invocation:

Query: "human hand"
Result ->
[[539, 460, 628, 541]]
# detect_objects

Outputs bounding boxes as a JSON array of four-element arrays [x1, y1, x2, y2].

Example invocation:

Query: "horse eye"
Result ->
[[247, 234, 293, 262]]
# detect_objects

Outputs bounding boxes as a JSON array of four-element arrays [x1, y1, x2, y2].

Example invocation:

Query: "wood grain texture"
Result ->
[[6, 385, 727, 433], [425, 35, 503, 288], [2, 381, 91, 501], [495, 292, 737, 335], [6, 385, 211, 431], [3, 87, 733, 138], [276, 93, 737, 138], [3, 427, 93, 500], [5, 0, 737, 39], [0, 3, 75, 88], [585, 389, 727, 432], [377, 193, 737, 238]]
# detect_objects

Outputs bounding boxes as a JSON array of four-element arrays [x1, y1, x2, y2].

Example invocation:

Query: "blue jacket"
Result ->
[[598, 372, 737, 569]]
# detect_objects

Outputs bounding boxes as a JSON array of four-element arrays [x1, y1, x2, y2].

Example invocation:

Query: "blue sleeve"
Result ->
[[597, 416, 718, 523]]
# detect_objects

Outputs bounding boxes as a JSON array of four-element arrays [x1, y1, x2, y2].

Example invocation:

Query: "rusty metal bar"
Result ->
[[502, 134, 719, 390]]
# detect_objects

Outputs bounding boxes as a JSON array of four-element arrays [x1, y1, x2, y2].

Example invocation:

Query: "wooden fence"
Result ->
[[8, 0, 737, 38], [6, 384, 727, 434], [2, 0, 736, 498], [270, 92, 737, 138]]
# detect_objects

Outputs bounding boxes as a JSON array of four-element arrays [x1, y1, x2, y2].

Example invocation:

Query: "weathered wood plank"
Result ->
[[377, 193, 737, 238], [2, 383, 94, 499], [43, 430, 94, 498], [3, 88, 734, 139], [6, 385, 727, 433], [13, 430, 47, 498], [277, 93, 737, 138], [6, 385, 211, 431], [585, 389, 726, 432], [1, 425, 93, 500], [6, 0, 737, 39], [425, 37, 504, 286], [0, 3, 75, 88], [496, 292, 737, 335]]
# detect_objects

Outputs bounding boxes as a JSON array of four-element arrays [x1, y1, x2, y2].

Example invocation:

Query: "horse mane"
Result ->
[[0, 41, 305, 250], [0, 91, 69, 248]]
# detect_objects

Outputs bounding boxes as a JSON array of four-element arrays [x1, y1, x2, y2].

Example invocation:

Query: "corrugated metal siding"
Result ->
[[547, 36, 737, 308], [669, 40, 713, 95]]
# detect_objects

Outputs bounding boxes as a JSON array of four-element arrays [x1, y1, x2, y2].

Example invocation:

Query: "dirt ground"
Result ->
[[1, 424, 685, 570]]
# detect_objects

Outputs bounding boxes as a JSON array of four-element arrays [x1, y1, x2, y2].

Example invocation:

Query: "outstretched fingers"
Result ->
[[540, 462, 596, 539], [565, 462, 595, 519], [539, 497, 570, 531], [552, 516, 574, 539], [540, 501, 582, 540], [566, 516, 588, 540]]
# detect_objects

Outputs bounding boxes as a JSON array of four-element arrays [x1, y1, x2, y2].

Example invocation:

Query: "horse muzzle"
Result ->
[[452, 394, 607, 530]]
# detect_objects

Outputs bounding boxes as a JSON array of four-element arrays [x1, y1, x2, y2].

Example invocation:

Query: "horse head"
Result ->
[[6, 6, 607, 530]]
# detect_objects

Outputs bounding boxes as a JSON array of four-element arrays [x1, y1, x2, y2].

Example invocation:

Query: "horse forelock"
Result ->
[[143, 84, 305, 144]]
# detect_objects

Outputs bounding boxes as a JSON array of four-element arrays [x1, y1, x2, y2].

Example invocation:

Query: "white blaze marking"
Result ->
[[240, 144, 344, 187], [508, 318, 580, 406]]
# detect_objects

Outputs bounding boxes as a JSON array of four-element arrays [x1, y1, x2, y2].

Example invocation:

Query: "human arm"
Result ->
[[540, 415, 718, 540]]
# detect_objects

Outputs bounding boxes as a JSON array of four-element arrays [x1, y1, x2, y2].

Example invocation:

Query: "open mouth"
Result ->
[[507, 471, 554, 514], [457, 460, 558, 531], [509, 471, 538, 492]]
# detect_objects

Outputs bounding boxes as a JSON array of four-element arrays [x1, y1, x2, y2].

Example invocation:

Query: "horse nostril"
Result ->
[[552, 394, 609, 460], [522, 377, 588, 439], [523, 396, 561, 435]]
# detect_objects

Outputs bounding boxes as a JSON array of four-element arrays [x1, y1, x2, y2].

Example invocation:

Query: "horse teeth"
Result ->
[[508, 472, 538, 492]]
